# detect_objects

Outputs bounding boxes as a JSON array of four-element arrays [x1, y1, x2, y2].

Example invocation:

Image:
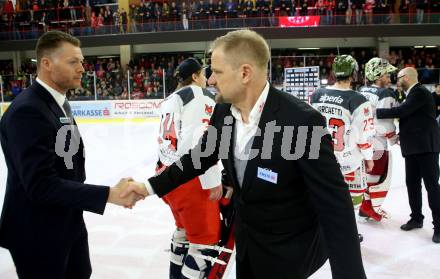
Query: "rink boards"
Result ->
[[1, 108, 440, 279], [0, 99, 163, 123]]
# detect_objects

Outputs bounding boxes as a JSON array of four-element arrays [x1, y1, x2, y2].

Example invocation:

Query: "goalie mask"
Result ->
[[365, 57, 397, 82]]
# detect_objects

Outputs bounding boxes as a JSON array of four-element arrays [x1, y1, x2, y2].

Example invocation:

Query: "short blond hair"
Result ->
[[210, 29, 270, 70]]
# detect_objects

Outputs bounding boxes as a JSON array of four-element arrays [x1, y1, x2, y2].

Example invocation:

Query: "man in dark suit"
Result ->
[[0, 31, 142, 279], [124, 29, 366, 278], [377, 67, 440, 243]]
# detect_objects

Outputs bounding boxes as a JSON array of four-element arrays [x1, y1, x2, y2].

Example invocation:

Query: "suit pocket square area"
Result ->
[[257, 167, 278, 184]]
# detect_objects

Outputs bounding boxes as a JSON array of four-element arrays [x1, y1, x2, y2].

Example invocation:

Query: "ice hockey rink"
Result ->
[[1, 120, 439, 279]]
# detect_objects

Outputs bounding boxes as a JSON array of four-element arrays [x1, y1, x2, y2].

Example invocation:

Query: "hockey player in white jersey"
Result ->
[[311, 55, 375, 236], [156, 58, 230, 279], [358, 57, 398, 222]]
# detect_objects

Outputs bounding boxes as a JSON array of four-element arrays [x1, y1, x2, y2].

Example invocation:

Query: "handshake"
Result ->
[[107, 178, 151, 209]]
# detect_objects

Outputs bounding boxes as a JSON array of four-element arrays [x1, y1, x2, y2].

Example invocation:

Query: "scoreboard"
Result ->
[[283, 66, 320, 103]]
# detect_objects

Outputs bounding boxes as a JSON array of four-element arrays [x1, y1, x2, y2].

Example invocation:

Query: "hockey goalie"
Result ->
[[359, 57, 399, 221]]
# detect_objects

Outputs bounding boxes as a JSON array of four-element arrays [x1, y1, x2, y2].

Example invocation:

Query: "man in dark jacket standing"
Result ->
[[377, 67, 440, 243], [124, 29, 367, 279], [0, 31, 142, 279]]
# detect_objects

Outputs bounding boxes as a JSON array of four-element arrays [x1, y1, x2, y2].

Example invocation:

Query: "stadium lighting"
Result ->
[[413, 46, 424, 48], [97, 55, 118, 59], [298, 47, 320, 50], [31, 59, 37, 63], [425, 46, 437, 48]]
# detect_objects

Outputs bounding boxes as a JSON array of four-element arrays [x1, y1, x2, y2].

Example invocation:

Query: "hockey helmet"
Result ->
[[332, 55, 359, 78], [174, 57, 204, 81], [365, 57, 397, 81]]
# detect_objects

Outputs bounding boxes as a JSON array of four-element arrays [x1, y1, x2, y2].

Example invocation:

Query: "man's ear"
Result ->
[[241, 64, 252, 84], [40, 57, 52, 72], [192, 72, 199, 82]]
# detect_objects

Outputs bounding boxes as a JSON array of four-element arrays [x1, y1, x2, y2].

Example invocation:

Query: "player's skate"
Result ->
[[359, 200, 383, 221], [359, 199, 390, 221]]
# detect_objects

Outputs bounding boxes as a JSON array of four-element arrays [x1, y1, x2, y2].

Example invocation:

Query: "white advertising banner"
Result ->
[[70, 99, 162, 120]]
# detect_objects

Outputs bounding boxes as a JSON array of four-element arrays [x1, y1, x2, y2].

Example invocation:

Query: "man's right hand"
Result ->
[[107, 178, 145, 208], [119, 181, 149, 200]]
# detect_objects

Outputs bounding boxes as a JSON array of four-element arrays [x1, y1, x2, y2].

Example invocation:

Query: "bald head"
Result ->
[[400, 67, 418, 82], [397, 67, 418, 91]]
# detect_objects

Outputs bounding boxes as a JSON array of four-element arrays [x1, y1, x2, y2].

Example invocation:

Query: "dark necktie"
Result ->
[[62, 98, 73, 119], [62, 99, 80, 142]]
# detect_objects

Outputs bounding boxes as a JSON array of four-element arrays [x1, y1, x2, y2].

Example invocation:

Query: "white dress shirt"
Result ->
[[230, 81, 270, 157], [36, 77, 68, 116]]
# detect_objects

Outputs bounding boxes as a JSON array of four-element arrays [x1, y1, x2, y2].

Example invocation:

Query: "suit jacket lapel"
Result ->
[[240, 86, 280, 192], [33, 82, 83, 141], [33, 82, 66, 125]]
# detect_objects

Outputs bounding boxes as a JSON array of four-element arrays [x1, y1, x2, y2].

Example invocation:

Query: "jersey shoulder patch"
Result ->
[[175, 86, 195, 106], [202, 88, 216, 101]]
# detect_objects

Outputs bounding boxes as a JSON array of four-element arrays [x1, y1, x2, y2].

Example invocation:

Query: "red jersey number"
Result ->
[[162, 113, 178, 151], [363, 117, 374, 131], [329, 118, 345, 152]]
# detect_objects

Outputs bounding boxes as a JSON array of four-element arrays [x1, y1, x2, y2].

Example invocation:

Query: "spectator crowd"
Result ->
[[0, 46, 439, 101], [1, 0, 440, 35]]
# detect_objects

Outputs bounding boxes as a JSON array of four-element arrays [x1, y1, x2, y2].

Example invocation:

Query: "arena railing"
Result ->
[[0, 12, 439, 40]]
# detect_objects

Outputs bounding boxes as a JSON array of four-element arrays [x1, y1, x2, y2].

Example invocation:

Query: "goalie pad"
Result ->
[[368, 151, 392, 211], [359, 151, 392, 221]]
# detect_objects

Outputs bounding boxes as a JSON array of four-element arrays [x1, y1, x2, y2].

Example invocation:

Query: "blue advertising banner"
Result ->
[[71, 101, 112, 118]]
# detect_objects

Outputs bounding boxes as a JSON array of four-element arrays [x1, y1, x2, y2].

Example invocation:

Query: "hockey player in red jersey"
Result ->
[[311, 55, 375, 241], [359, 57, 398, 222], [156, 58, 231, 279]]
